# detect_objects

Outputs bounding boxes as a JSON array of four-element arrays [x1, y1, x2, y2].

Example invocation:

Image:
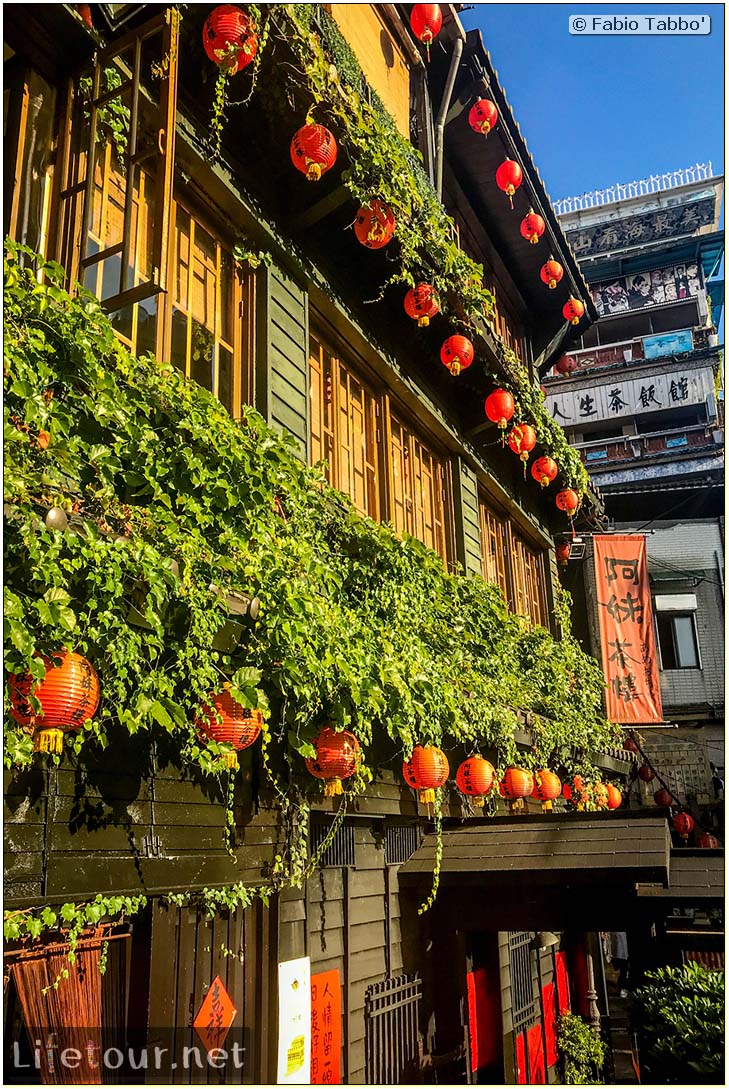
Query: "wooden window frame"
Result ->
[[479, 490, 548, 627], [4, 60, 58, 258]]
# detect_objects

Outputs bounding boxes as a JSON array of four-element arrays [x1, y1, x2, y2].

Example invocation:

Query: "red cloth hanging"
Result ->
[[555, 950, 572, 1015], [542, 981, 559, 1066], [527, 1023, 545, 1083]]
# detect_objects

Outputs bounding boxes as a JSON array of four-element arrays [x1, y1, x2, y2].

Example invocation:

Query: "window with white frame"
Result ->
[[654, 594, 701, 670]]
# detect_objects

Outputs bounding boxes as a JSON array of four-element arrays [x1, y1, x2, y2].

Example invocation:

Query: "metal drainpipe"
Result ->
[[435, 35, 464, 200]]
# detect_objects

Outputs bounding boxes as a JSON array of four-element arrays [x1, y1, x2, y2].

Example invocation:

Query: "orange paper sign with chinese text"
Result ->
[[193, 974, 237, 1053], [310, 969, 341, 1084], [594, 535, 663, 724]]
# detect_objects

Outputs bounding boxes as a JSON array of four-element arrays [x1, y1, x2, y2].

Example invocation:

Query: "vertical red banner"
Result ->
[[310, 969, 341, 1084], [593, 535, 663, 724]]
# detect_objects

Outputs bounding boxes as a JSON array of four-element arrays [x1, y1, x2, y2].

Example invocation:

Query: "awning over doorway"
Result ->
[[400, 814, 671, 886], [636, 849, 724, 900]]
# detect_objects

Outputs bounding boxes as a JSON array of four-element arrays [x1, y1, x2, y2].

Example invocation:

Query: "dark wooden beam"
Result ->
[[290, 185, 350, 232]]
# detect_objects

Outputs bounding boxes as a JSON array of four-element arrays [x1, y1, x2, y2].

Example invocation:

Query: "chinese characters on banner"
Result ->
[[593, 535, 663, 724], [310, 969, 342, 1084]]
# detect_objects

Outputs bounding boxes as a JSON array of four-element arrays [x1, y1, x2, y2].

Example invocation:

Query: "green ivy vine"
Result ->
[[3, 239, 619, 951]]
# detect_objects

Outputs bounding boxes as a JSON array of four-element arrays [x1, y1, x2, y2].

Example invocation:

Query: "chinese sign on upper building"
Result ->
[[564, 195, 715, 258], [547, 366, 713, 426], [594, 535, 663, 724], [590, 263, 702, 316]]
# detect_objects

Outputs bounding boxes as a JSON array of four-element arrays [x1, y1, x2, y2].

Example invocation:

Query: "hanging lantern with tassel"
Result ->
[[456, 755, 495, 808], [485, 389, 515, 444], [638, 764, 655, 782], [307, 727, 361, 796], [402, 744, 449, 804], [410, 4, 442, 59], [672, 812, 695, 841], [9, 650, 101, 754], [495, 159, 523, 209], [605, 784, 622, 810], [697, 832, 720, 848], [507, 424, 537, 477], [440, 334, 474, 376], [203, 4, 258, 73], [404, 283, 440, 327], [540, 258, 564, 290], [290, 123, 338, 182], [563, 297, 586, 325], [556, 541, 571, 567], [555, 354, 577, 376], [500, 766, 535, 813], [468, 98, 498, 135], [654, 787, 675, 807], [531, 455, 558, 488], [556, 489, 580, 516], [354, 200, 396, 249], [520, 210, 545, 245], [531, 769, 562, 812], [197, 685, 263, 769]]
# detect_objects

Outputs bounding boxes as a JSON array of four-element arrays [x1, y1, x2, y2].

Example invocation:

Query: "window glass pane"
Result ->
[[136, 297, 157, 358], [190, 318, 214, 392], [111, 304, 133, 343], [220, 253, 234, 343], [656, 613, 677, 669], [14, 70, 56, 257], [674, 615, 699, 668], [174, 207, 191, 307], [170, 307, 187, 373], [218, 345, 233, 414]]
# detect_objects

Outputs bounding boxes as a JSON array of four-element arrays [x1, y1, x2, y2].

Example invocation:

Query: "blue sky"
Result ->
[[460, 3, 725, 204]]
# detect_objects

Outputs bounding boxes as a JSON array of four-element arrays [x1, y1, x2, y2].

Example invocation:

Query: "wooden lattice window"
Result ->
[[4, 63, 57, 259], [388, 409, 448, 561], [479, 493, 548, 627], [55, 8, 179, 354], [479, 498, 509, 603], [166, 200, 251, 417], [309, 330, 381, 519]]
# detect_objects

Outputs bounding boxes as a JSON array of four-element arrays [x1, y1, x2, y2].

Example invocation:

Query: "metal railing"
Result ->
[[555, 163, 714, 215], [365, 974, 422, 1084]]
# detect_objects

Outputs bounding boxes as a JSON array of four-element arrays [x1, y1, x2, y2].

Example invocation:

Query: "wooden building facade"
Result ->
[[2, 4, 670, 1085]]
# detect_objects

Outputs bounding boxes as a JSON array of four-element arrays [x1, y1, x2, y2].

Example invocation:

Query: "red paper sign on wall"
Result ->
[[593, 535, 663, 724], [310, 969, 341, 1084]]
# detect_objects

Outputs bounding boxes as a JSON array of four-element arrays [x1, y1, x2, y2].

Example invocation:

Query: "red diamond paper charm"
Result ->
[[193, 975, 237, 1053]]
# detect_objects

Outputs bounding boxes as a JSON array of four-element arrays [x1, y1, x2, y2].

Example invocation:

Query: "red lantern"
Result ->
[[495, 159, 523, 208], [531, 456, 558, 488], [697, 832, 720, 849], [540, 259, 564, 290], [563, 297, 586, 325], [203, 5, 258, 73], [404, 283, 439, 327], [555, 354, 577, 376], [197, 687, 263, 769], [508, 424, 537, 477], [485, 389, 515, 444], [402, 744, 449, 804], [562, 775, 587, 808], [556, 489, 580, 515], [605, 784, 622, 810], [501, 766, 534, 812], [9, 650, 101, 754], [410, 3, 442, 55], [532, 769, 562, 812], [654, 787, 675, 807], [556, 541, 571, 567], [354, 201, 395, 249], [308, 727, 361, 796], [672, 812, 695, 841], [290, 123, 337, 182], [468, 98, 498, 135], [623, 737, 639, 753], [456, 755, 495, 807], [638, 764, 655, 782], [520, 210, 545, 245], [440, 334, 474, 376]]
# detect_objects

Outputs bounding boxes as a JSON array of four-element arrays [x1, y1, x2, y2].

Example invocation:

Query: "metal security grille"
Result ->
[[508, 932, 539, 1031], [384, 823, 421, 865], [365, 974, 422, 1084], [309, 816, 355, 868]]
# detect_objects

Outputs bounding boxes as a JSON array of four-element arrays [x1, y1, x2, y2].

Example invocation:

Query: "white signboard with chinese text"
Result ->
[[277, 957, 311, 1084], [547, 367, 713, 427]]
